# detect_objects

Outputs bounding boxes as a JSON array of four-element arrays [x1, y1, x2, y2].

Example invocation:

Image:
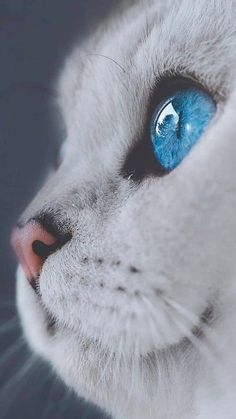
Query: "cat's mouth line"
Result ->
[[28, 267, 214, 342], [191, 305, 214, 339], [37, 291, 214, 344], [46, 312, 57, 335]]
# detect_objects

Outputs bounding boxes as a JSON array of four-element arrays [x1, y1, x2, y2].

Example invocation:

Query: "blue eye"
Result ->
[[151, 88, 216, 170]]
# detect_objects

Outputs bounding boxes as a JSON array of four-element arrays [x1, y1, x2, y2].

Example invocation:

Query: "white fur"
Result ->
[[16, 1, 236, 418]]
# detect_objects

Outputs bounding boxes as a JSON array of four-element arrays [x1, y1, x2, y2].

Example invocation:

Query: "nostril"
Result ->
[[32, 240, 59, 258], [32, 232, 72, 258], [11, 218, 72, 289]]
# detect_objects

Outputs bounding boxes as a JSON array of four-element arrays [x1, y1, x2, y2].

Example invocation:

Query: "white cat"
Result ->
[[11, 1, 236, 418]]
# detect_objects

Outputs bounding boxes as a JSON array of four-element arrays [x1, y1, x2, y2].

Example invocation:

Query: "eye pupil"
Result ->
[[151, 87, 216, 171]]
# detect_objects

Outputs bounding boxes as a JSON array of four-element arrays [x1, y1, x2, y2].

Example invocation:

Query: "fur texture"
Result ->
[[16, 1, 236, 418]]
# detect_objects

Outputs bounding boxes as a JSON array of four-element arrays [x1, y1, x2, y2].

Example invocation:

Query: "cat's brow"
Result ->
[[86, 53, 127, 74]]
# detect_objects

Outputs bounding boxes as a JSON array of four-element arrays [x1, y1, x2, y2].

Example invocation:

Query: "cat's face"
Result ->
[[14, 1, 236, 418]]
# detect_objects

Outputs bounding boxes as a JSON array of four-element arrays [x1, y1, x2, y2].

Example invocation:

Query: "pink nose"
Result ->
[[11, 220, 60, 289]]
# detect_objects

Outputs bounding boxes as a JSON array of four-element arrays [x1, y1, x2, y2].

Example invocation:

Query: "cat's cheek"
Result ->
[[16, 265, 52, 358]]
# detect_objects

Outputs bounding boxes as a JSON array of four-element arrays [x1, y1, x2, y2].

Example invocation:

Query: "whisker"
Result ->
[[164, 298, 207, 329], [111, 334, 124, 412], [94, 344, 113, 389], [122, 313, 137, 411], [0, 338, 25, 369], [141, 295, 173, 348], [86, 53, 127, 74], [0, 82, 56, 102], [164, 306, 234, 393], [42, 379, 56, 419], [139, 296, 179, 402], [0, 317, 19, 335], [0, 301, 15, 308], [164, 297, 221, 354], [95, 309, 120, 389], [0, 355, 37, 417], [160, 297, 236, 398], [145, 295, 218, 383], [160, 298, 228, 378]]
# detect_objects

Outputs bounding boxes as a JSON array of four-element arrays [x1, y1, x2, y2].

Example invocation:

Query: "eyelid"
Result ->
[[153, 76, 214, 104], [155, 71, 220, 103]]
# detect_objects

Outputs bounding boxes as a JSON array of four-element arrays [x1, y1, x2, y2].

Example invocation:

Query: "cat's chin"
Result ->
[[16, 267, 190, 417], [16, 265, 219, 419]]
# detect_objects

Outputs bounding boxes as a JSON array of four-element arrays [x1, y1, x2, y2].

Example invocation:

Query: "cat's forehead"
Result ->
[[57, 0, 236, 166]]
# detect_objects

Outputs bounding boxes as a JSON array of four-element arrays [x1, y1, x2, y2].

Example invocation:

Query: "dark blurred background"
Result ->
[[0, 1, 117, 417]]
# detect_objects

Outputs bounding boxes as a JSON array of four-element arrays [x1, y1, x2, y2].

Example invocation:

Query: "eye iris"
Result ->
[[151, 88, 216, 170]]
